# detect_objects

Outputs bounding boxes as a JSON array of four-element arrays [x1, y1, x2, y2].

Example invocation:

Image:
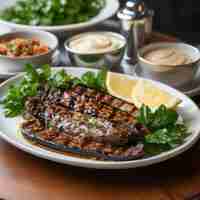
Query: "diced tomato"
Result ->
[[0, 38, 49, 57]]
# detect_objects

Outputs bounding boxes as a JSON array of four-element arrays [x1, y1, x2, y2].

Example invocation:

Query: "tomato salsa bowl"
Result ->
[[0, 30, 58, 74]]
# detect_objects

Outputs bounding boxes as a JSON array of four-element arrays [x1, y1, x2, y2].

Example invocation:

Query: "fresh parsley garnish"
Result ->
[[73, 67, 107, 91], [137, 105, 189, 151], [145, 124, 188, 148], [0, 0, 105, 26], [137, 104, 178, 130], [48, 69, 72, 89], [1, 64, 107, 117]]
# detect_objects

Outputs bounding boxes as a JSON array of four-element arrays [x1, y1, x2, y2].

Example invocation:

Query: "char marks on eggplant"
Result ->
[[21, 85, 149, 161]]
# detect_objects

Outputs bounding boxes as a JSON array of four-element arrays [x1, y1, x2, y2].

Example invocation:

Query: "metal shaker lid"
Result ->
[[117, 0, 149, 20]]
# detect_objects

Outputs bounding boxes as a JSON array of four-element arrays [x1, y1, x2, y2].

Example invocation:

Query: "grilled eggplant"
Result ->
[[21, 85, 149, 161], [21, 118, 145, 161]]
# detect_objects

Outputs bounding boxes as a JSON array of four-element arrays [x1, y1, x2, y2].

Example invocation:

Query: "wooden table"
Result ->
[[0, 33, 200, 200]]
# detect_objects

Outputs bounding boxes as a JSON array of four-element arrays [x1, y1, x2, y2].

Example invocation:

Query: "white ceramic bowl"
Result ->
[[138, 42, 200, 87], [65, 31, 126, 69], [0, 30, 58, 73], [0, 0, 119, 33]]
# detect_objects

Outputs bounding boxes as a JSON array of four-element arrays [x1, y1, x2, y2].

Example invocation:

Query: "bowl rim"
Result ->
[[64, 31, 127, 55], [137, 42, 200, 68], [0, 30, 58, 60]]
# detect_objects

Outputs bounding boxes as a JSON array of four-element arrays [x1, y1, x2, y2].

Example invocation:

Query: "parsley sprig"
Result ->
[[1, 64, 107, 117], [137, 105, 189, 151]]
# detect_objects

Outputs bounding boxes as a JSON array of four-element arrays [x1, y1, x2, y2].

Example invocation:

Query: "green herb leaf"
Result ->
[[95, 67, 107, 90], [48, 69, 72, 89], [2, 85, 25, 117], [137, 105, 189, 152], [137, 104, 154, 127], [145, 124, 188, 148], [151, 105, 178, 130], [77, 69, 107, 91], [24, 63, 39, 83], [81, 71, 97, 88], [145, 129, 172, 145], [137, 104, 178, 131], [38, 64, 51, 81], [0, 0, 105, 26]]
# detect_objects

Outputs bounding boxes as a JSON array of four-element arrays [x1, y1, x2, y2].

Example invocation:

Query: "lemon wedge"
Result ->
[[131, 79, 182, 109], [106, 72, 137, 103], [106, 72, 181, 109]]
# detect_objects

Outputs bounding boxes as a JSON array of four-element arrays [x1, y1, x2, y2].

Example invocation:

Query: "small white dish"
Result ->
[[65, 31, 126, 69], [0, 30, 58, 73], [0, 67, 200, 169], [0, 0, 119, 33], [138, 42, 200, 87]]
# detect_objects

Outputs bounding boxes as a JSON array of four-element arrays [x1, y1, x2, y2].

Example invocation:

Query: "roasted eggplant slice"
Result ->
[[21, 124, 145, 161], [22, 84, 149, 161]]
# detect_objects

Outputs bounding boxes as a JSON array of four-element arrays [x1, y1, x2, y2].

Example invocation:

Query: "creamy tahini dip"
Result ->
[[143, 48, 192, 66], [69, 33, 125, 54]]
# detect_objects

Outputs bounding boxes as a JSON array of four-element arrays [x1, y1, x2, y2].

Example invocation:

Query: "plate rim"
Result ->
[[0, 0, 119, 32], [0, 66, 200, 169]]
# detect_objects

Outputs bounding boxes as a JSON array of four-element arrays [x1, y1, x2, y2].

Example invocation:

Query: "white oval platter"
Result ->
[[0, 67, 200, 169]]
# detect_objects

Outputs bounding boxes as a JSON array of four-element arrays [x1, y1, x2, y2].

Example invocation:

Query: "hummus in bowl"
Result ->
[[143, 47, 192, 66], [137, 42, 200, 87], [65, 31, 126, 69], [68, 32, 126, 54]]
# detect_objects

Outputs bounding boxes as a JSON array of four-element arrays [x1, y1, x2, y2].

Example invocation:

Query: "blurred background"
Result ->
[[120, 0, 198, 44]]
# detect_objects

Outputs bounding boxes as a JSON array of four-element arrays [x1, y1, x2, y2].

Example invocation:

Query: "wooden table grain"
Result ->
[[0, 33, 199, 200], [1, 138, 200, 200]]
